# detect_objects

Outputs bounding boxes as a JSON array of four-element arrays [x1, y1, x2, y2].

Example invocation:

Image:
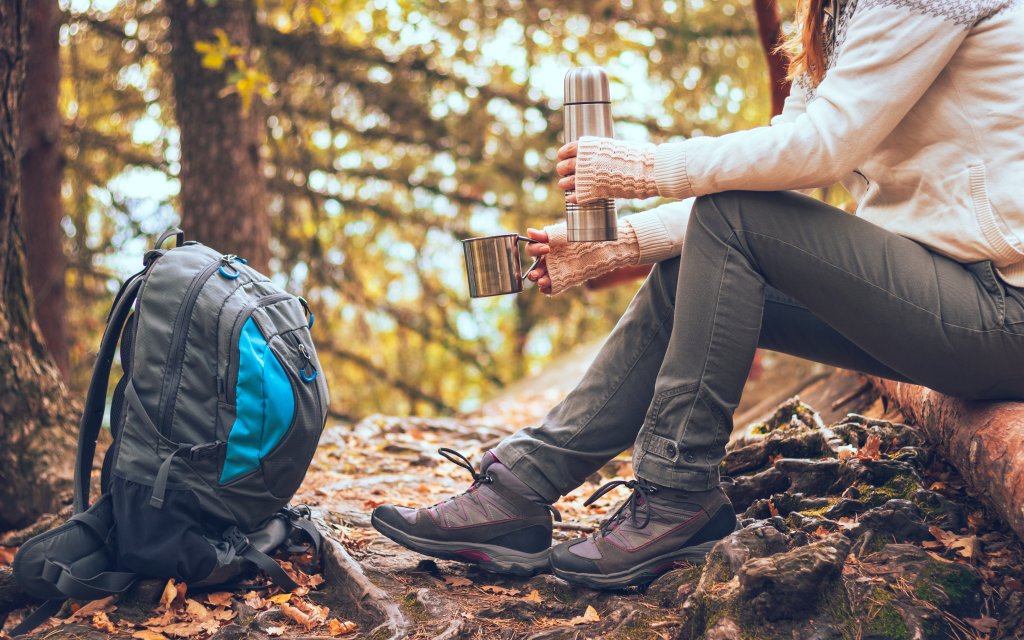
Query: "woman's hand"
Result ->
[[523, 227, 553, 294], [556, 142, 580, 204]]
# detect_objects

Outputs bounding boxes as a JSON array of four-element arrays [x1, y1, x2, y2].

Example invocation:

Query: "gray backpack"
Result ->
[[12, 229, 329, 635]]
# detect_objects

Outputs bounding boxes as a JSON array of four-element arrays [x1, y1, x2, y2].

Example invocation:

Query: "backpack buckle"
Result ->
[[224, 527, 250, 554], [188, 442, 223, 462]]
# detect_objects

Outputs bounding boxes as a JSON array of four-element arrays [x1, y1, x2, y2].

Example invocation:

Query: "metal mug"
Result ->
[[462, 233, 542, 298]]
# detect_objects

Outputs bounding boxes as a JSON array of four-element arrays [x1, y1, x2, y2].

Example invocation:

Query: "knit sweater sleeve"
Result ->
[[653, 0, 975, 198]]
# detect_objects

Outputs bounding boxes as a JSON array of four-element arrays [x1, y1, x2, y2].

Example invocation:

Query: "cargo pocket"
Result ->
[[111, 476, 218, 582]]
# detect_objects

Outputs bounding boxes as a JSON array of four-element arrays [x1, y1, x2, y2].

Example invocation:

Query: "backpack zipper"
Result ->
[[223, 292, 293, 405], [156, 257, 227, 435]]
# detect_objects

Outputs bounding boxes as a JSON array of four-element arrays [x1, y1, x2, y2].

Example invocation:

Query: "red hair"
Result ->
[[783, 0, 829, 85]]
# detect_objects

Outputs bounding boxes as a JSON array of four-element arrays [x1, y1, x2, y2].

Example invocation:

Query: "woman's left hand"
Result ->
[[556, 142, 580, 204]]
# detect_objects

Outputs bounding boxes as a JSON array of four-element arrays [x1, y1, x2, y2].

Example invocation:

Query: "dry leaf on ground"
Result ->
[[328, 618, 359, 636], [204, 592, 233, 607], [568, 605, 601, 625], [443, 575, 473, 587], [965, 615, 999, 634], [91, 611, 117, 633], [523, 589, 543, 604], [858, 434, 882, 460], [480, 585, 520, 596], [132, 631, 170, 640], [268, 593, 293, 604]]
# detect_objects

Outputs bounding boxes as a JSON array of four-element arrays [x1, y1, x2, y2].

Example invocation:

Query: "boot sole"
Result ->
[[551, 539, 719, 590], [371, 512, 551, 576]]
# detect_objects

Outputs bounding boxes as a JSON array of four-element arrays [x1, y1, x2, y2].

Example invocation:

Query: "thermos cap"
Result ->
[[564, 67, 611, 104]]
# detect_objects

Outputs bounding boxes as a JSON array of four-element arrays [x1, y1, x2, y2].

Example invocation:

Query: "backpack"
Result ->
[[11, 229, 330, 635]]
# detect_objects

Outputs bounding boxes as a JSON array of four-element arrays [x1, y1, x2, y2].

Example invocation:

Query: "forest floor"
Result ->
[[3, 355, 1024, 639]]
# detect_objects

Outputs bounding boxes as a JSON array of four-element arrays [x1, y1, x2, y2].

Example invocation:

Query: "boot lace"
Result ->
[[584, 478, 659, 536]]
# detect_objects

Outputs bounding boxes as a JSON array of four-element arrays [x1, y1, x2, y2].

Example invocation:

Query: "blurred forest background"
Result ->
[[4, 0, 815, 423], [32, 0, 805, 420]]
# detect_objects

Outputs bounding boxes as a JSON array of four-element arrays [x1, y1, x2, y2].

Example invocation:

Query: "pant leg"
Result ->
[[493, 258, 680, 503], [634, 190, 1024, 491], [495, 233, 912, 501]]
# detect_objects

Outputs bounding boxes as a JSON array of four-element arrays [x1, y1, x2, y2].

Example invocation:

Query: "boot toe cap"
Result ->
[[550, 539, 602, 574], [372, 504, 420, 532]]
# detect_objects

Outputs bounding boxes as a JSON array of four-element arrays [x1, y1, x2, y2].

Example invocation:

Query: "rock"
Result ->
[[835, 458, 922, 492], [849, 499, 930, 543], [910, 489, 965, 529], [774, 458, 841, 495], [724, 466, 790, 512], [860, 544, 983, 619], [742, 492, 832, 519], [723, 429, 829, 475], [646, 565, 702, 607], [703, 523, 793, 584], [737, 533, 851, 621], [704, 616, 742, 640]]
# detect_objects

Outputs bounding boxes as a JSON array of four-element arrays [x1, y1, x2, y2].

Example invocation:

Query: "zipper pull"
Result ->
[[297, 343, 318, 382]]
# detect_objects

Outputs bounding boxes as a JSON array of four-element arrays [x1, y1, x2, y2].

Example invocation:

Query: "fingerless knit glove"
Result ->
[[574, 137, 660, 204], [541, 220, 641, 295]]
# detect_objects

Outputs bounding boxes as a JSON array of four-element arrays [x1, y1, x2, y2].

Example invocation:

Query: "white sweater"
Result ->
[[622, 0, 1024, 285]]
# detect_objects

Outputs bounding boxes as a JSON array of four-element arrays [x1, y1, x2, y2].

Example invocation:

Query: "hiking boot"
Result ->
[[549, 478, 736, 589], [371, 448, 558, 576]]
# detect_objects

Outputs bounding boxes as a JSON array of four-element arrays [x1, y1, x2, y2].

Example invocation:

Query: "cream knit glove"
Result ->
[[541, 220, 641, 295], [574, 137, 659, 204]]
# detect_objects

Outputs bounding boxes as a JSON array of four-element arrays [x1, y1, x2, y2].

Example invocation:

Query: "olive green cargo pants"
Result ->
[[495, 190, 1024, 498]]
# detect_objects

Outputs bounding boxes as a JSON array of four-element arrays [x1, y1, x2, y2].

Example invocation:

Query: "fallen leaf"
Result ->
[[569, 605, 601, 625], [480, 585, 520, 596], [142, 611, 175, 627], [266, 626, 287, 636], [858, 434, 882, 460], [965, 615, 998, 633], [185, 599, 212, 621], [328, 618, 359, 636], [67, 596, 117, 621], [132, 631, 170, 640], [768, 499, 780, 518], [0, 546, 18, 565], [91, 612, 117, 633], [244, 591, 268, 609], [812, 526, 831, 538], [205, 592, 233, 607], [268, 593, 293, 604], [158, 580, 177, 610], [363, 499, 386, 509], [443, 575, 473, 587], [523, 590, 543, 604], [280, 598, 323, 630]]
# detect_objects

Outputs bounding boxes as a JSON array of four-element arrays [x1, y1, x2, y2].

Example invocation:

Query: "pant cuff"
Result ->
[[491, 440, 564, 504], [634, 456, 721, 491]]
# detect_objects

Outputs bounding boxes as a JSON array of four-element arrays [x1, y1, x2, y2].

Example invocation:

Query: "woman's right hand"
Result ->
[[524, 227, 553, 294]]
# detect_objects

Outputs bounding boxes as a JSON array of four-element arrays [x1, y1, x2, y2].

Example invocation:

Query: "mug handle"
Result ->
[[517, 235, 543, 282]]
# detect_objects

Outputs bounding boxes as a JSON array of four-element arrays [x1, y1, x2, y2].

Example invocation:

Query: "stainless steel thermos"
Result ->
[[564, 67, 617, 242]]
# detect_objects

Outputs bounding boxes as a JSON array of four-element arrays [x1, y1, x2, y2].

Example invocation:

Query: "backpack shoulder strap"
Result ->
[[73, 271, 144, 514]]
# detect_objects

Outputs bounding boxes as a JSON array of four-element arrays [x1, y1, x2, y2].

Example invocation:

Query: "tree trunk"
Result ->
[[873, 378, 1024, 543], [0, 0, 76, 532], [20, 0, 66, 373], [753, 0, 791, 117], [166, 0, 270, 272]]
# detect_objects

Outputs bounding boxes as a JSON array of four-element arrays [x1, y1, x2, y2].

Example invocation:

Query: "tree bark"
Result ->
[[166, 0, 270, 272], [873, 378, 1024, 543], [20, 0, 66, 373], [753, 0, 791, 117], [0, 0, 76, 533]]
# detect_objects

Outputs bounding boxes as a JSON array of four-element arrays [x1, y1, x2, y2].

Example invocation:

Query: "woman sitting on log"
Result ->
[[371, 0, 1024, 589]]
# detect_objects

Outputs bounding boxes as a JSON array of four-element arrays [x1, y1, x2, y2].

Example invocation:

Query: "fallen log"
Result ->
[[872, 378, 1024, 542]]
